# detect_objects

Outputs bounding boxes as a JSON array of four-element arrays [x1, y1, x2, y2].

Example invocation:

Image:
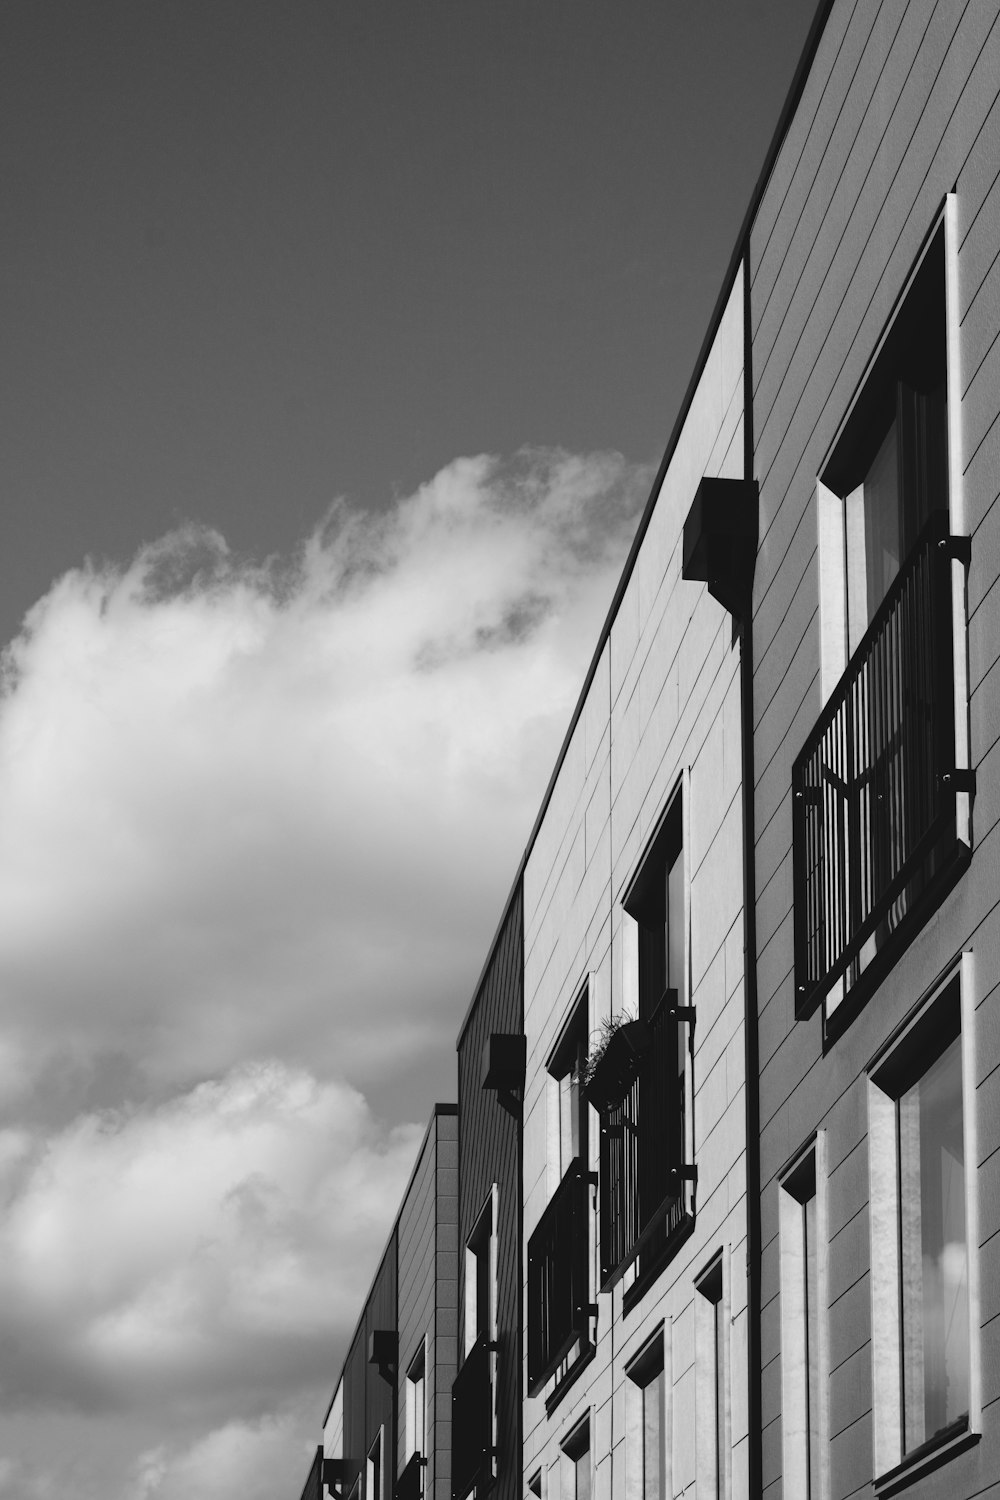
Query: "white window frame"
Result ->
[[617, 770, 695, 1297], [625, 1325, 668, 1500], [867, 951, 980, 1482], [464, 1183, 499, 1482], [559, 1412, 592, 1500], [366, 1427, 384, 1500], [405, 1337, 427, 1462], [778, 1134, 830, 1500], [813, 195, 970, 1025], [694, 1252, 730, 1499]]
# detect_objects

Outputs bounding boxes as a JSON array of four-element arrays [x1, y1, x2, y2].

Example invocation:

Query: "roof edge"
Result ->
[[454, 0, 835, 1051], [320, 1101, 454, 1428]]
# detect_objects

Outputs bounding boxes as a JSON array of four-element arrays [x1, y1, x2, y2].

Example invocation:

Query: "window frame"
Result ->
[[405, 1338, 427, 1463], [694, 1253, 729, 1500], [799, 196, 972, 1036], [460, 1184, 499, 1490], [530, 981, 598, 1411], [606, 776, 695, 1306], [778, 1136, 830, 1500], [560, 1412, 592, 1500], [867, 953, 981, 1489], [367, 1427, 384, 1500], [625, 1327, 668, 1500]]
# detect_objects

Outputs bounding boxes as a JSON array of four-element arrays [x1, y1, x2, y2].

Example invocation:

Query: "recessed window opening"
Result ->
[[823, 228, 947, 659], [466, 1189, 496, 1356], [605, 784, 691, 1289], [627, 1333, 666, 1500], [779, 1146, 826, 1500], [869, 968, 971, 1474], [549, 988, 590, 1184], [406, 1341, 426, 1461], [695, 1258, 726, 1499], [367, 1429, 383, 1500], [800, 216, 967, 1025], [529, 983, 595, 1396], [895, 1026, 968, 1450], [561, 1415, 591, 1500]]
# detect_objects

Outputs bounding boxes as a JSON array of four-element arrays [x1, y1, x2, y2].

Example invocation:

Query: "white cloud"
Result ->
[[0, 1061, 421, 1416], [133, 1412, 312, 1500], [0, 448, 648, 1115], [0, 448, 651, 1497]]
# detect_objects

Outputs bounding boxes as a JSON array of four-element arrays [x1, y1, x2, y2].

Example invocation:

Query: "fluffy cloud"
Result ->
[[0, 1061, 421, 1417], [0, 449, 648, 1120], [0, 448, 650, 1498], [133, 1413, 313, 1500]]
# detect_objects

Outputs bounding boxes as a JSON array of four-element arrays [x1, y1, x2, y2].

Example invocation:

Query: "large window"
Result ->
[[869, 967, 973, 1479], [550, 991, 589, 1185], [405, 1341, 426, 1461], [795, 210, 972, 1027], [561, 1416, 591, 1500], [695, 1257, 728, 1499], [626, 1334, 666, 1500], [453, 1188, 499, 1500], [367, 1430, 384, 1500], [779, 1142, 828, 1500], [527, 989, 596, 1399], [595, 786, 694, 1296]]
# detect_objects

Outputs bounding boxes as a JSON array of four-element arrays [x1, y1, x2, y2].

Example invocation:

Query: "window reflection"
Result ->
[[897, 1034, 968, 1452]]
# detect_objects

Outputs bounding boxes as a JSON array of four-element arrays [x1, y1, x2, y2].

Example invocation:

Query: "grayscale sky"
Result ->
[[0, 4, 818, 1496]]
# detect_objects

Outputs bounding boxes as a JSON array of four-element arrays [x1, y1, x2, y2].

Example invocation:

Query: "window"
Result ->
[[367, 1430, 383, 1500], [627, 1333, 666, 1500], [527, 1470, 543, 1500], [528, 988, 596, 1399], [869, 966, 973, 1479], [560, 1416, 591, 1500], [453, 1187, 499, 1500], [598, 785, 694, 1295], [779, 1142, 828, 1500], [795, 211, 971, 1026], [695, 1257, 728, 1499], [465, 1187, 497, 1356], [822, 232, 948, 664], [405, 1342, 426, 1461], [549, 990, 590, 1186]]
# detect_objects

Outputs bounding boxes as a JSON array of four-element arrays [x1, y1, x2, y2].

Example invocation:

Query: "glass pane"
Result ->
[[559, 1066, 580, 1170], [667, 848, 686, 1160], [666, 849, 684, 995], [898, 1034, 968, 1451], [415, 1373, 425, 1454], [863, 417, 901, 620]]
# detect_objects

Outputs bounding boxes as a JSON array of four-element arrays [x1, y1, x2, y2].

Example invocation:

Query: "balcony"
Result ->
[[598, 994, 693, 1289], [526, 1157, 594, 1394], [793, 514, 970, 1021], [451, 1332, 494, 1500], [395, 1453, 425, 1500]]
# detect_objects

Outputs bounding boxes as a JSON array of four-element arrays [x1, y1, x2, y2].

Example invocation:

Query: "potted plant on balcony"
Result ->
[[582, 1013, 650, 1110]]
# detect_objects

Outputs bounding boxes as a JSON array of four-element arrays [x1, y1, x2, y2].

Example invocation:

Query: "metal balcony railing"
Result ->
[[599, 993, 691, 1289], [451, 1332, 494, 1500], [395, 1453, 425, 1500], [526, 1157, 593, 1393], [792, 513, 967, 1016]]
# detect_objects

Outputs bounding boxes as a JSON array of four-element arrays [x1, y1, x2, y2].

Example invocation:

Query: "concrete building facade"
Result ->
[[748, 3, 1000, 1497], [296, 4, 1000, 1499], [520, 265, 752, 1500]]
